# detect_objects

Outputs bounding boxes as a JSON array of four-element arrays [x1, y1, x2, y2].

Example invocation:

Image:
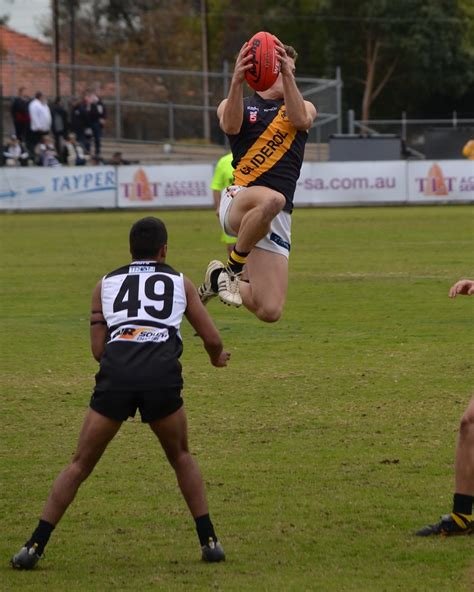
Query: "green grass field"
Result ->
[[1, 206, 473, 592]]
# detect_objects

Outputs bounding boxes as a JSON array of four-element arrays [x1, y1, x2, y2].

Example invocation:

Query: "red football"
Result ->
[[244, 31, 280, 92]]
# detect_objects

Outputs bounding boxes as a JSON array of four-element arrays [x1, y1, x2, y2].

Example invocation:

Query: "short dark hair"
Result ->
[[129, 217, 168, 259]]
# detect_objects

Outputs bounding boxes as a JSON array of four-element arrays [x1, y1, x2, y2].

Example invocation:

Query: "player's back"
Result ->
[[96, 261, 187, 391]]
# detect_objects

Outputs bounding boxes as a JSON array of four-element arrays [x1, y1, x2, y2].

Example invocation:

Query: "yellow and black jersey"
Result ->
[[228, 94, 308, 213]]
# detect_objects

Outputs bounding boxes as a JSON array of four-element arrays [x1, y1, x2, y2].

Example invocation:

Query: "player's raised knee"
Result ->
[[258, 192, 285, 219], [266, 192, 286, 214], [255, 304, 283, 323], [459, 408, 474, 435]]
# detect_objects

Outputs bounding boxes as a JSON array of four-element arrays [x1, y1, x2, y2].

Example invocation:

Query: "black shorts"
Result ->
[[89, 387, 183, 423]]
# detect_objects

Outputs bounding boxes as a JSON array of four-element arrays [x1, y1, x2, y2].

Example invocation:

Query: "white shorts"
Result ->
[[218, 185, 292, 259]]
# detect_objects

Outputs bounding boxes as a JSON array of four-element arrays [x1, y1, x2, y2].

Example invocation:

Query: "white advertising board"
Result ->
[[294, 161, 407, 205], [0, 166, 116, 210], [117, 164, 214, 208], [407, 160, 474, 203], [1, 160, 472, 211]]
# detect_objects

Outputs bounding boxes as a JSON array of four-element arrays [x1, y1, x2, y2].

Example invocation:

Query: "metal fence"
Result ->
[[347, 110, 474, 159], [2, 52, 342, 146]]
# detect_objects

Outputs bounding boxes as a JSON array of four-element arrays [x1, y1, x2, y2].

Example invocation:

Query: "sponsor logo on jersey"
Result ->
[[234, 104, 298, 185], [129, 265, 155, 273], [110, 325, 169, 343]]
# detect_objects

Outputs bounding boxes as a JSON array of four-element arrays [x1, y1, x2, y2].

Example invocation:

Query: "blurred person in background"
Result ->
[[89, 92, 107, 157], [35, 134, 61, 167], [70, 97, 86, 142], [10, 87, 30, 144], [211, 152, 237, 257], [63, 132, 88, 166], [28, 92, 52, 156], [462, 139, 474, 160], [51, 97, 69, 160], [89, 154, 105, 165], [2, 134, 29, 167], [108, 151, 131, 165]]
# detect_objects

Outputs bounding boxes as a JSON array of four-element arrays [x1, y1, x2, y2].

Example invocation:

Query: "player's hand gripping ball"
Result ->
[[244, 31, 280, 92]]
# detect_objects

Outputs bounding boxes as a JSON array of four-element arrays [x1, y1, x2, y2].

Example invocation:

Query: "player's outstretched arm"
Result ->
[[90, 280, 108, 361], [274, 39, 317, 131], [449, 279, 474, 298], [184, 277, 230, 367], [218, 43, 253, 135]]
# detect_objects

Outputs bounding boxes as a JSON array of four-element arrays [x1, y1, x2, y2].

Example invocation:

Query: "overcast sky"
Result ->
[[1, 0, 50, 39]]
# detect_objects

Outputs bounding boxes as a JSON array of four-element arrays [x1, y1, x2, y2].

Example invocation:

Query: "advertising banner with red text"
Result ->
[[117, 164, 214, 208], [407, 160, 474, 203]]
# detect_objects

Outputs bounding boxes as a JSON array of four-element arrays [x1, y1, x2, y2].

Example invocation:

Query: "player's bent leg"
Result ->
[[226, 186, 285, 252], [239, 248, 288, 323], [11, 409, 122, 569], [416, 397, 474, 537], [149, 406, 225, 561], [41, 408, 122, 525], [149, 406, 208, 517], [215, 187, 285, 308], [455, 396, 474, 495]]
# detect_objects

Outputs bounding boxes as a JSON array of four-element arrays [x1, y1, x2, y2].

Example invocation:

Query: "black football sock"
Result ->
[[25, 519, 55, 555], [226, 248, 249, 275], [195, 513, 217, 546], [452, 493, 473, 516]]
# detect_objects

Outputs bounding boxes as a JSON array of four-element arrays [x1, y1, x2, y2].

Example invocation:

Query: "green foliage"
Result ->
[[322, 0, 474, 116], [50, 0, 473, 116], [1, 206, 474, 590]]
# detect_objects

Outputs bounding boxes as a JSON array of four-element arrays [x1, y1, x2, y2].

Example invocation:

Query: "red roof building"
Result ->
[[1, 25, 68, 97], [0, 25, 107, 99]]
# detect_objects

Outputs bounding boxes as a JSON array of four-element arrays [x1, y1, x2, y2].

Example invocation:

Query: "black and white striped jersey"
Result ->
[[94, 261, 187, 391]]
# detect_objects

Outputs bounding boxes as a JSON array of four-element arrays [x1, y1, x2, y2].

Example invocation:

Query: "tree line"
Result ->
[[47, 0, 474, 122]]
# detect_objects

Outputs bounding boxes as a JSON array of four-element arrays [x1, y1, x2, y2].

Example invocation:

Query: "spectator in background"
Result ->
[[63, 133, 87, 166], [51, 97, 69, 159], [108, 151, 131, 165], [74, 91, 106, 156], [75, 92, 94, 154], [70, 97, 86, 142], [89, 155, 105, 165], [3, 134, 29, 167], [462, 139, 474, 160], [10, 87, 30, 144], [35, 134, 61, 168], [28, 92, 52, 155], [89, 92, 107, 157]]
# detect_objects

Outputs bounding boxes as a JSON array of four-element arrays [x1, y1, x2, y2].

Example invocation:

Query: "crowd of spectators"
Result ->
[[2, 87, 119, 168]]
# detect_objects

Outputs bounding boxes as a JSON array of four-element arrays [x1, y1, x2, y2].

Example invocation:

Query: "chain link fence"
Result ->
[[1, 52, 342, 148]]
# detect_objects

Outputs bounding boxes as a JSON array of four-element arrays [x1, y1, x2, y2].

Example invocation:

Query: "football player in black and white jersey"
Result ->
[[11, 217, 230, 570]]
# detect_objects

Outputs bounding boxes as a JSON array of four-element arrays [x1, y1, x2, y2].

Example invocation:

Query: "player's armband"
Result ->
[[90, 309, 106, 326]]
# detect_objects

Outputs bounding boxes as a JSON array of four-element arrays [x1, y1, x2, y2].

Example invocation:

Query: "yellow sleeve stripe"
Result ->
[[234, 106, 298, 186]]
